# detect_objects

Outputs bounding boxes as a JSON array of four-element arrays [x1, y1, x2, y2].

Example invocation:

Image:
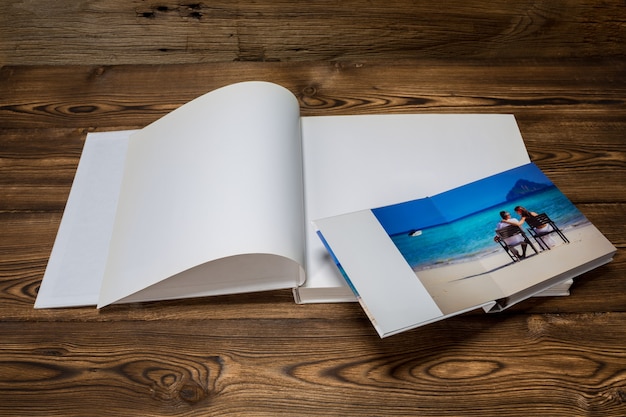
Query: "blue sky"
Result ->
[[373, 163, 553, 235]]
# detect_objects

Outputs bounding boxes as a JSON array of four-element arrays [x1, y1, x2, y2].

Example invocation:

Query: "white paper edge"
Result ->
[[35, 130, 134, 308]]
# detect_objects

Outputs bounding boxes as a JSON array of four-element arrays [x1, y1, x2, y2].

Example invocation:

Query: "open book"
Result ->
[[314, 163, 616, 337], [35, 81, 615, 335]]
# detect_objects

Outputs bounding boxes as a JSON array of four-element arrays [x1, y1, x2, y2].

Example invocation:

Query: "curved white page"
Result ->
[[98, 82, 304, 307]]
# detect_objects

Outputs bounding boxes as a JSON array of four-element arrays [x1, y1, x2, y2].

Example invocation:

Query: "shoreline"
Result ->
[[412, 220, 591, 272], [414, 223, 613, 315]]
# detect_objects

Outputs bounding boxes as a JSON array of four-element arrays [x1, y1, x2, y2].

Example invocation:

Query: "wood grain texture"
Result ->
[[1, 1, 626, 412], [1, 61, 625, 415], [0, 1, 624, 65], [1, 61, 625, 207], [1, 314, 625, 416], [2, 60, 625, 129]]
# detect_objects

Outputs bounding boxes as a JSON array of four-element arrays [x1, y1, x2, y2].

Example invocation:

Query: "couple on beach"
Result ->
[[495, 206, 555, 258]]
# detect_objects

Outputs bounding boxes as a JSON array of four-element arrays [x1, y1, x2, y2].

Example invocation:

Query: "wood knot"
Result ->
[[88, 66, 107, 81], [302, 85, 317, 97], [613, 387, 626, 404], [300, 84, 331, 107], [426, 359, 502, 380], [33, 348, 69, 357], [92, 67, 105, 77], [178, 383, 207, 404], [69, 105, 99, 114], [526, 314, 548, 336]]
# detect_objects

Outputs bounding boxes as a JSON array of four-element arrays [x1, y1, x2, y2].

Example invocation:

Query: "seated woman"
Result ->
[[495, 211, 528, 258], [514, 206, 556, 247]]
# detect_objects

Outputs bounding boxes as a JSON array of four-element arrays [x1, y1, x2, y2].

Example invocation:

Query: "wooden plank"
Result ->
[[0, 313, 625, 416], [2, 61, 625, 129], [0, 128, 85, 211], [1, 1, 624, 65], [0, 203, 623, 322]]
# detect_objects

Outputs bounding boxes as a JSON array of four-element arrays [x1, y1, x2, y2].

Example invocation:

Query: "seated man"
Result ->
[[495, 211, 528, 258]]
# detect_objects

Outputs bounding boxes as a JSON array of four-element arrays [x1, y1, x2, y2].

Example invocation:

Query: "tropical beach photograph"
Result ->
[[371, 163, 615, 315]]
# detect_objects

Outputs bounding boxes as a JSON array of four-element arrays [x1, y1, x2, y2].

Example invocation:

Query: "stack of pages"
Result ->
[[36, 81, 616, 337]]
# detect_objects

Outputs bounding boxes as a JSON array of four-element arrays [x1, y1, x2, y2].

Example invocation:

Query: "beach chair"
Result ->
[[495, 225, 539, 262], [525, 213, 569, 250]]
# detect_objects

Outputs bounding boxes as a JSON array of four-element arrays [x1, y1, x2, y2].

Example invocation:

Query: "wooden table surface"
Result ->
[[1, 2, 625, 416]]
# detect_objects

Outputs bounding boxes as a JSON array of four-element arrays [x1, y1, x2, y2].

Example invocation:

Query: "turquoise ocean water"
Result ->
[[389, 186, 588, 271]]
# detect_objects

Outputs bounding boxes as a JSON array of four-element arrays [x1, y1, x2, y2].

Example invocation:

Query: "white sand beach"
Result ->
[[414, 223, 616, 315]]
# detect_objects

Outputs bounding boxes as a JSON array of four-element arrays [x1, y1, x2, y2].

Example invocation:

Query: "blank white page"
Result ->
[[301, 114, 531, 293]]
